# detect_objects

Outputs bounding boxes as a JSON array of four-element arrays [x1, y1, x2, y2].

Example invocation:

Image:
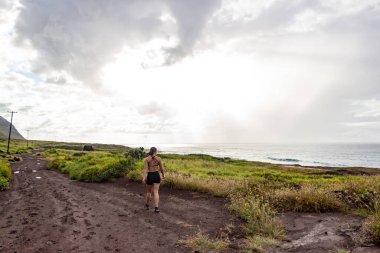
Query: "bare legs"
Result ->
[[145, 185, 153, 206], [146, 183, 160, 208], [153, 183, 160, 208]]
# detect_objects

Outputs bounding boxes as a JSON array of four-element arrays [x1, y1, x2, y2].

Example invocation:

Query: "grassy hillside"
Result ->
[[0, 116, 25, 140]]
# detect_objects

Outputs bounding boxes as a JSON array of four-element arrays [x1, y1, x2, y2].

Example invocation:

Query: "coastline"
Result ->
[[160, 152, 380, 175]]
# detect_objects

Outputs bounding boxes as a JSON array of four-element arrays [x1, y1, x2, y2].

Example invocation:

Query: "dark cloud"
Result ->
[[14, 0, 222, 87], [15, 0, 165, 88], [164, 0, 221, 64]]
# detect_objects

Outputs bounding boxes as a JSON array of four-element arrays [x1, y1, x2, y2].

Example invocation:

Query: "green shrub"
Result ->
[[0, 162, 11, 179], [0, 160, 11, 191], [0, 176, 9, 191], [125, 147, 146, 160], [80, 166, 102, 182], [76, 159, 133, 182], [45, 150, 135, 182], [126, 169, 142, 181], [47, 158, 65, 170]]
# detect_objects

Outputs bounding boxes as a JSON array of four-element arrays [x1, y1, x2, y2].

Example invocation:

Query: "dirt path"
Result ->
[[2, 153, 380, 253], [0, 154, 241, 253]]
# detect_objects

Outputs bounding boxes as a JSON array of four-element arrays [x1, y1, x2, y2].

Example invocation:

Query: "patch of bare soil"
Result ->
[[270, 212, 380, 253], [0, 153, 242, 253]]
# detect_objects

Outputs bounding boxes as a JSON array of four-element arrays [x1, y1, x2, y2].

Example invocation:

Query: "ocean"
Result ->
[[128, 143, 380, 168]]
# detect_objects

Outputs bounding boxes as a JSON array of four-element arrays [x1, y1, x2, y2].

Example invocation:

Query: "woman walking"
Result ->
[[143, 147, 165, 213]]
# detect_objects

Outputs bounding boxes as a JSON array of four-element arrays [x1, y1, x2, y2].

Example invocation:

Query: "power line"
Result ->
[[6, 111, 18, 155]]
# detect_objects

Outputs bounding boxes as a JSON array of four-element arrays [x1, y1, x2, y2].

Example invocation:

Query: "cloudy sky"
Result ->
[[0, 0, 380, 145]]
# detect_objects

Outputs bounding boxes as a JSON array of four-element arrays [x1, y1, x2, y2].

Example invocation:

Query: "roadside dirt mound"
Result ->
[[0, 154, 242, 253]]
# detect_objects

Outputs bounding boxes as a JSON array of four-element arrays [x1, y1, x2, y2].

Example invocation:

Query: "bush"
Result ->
[[44, 150, 136, 182], [79, 166, 103, 182], [126, 169, 142, 181], [125, 147, 146, 160], [47, 158, 65, 170], [76, 158, 134, 182], [0, 176, 9, 191], [0, 160, 11, 191], [98, 159, 134, 181], [334, 180, 380, 210], [0, 162, 11, 179], [364, 206, 380, 244]]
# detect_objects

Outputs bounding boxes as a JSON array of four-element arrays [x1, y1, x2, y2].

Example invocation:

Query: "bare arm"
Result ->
[[142, 159, 148, 183], [159, 158, 165, 179]]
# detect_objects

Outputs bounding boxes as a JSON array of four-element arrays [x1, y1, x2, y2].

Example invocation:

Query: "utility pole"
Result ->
[[27, 130, 29, 147], [6, 111, 17, 154]]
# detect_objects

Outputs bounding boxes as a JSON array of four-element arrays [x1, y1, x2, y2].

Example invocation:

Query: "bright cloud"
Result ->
[[1, 0, 380, 144]]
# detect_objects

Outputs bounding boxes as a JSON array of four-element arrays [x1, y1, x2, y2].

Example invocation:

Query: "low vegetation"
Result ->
[[243, 235, 281, 252], [0, 159, 11, 191], [180, 232, 228, 252], [0, 138, 32, 154], [364, 203, 380, 245], [2, 139, 380, 249], [45, 149, 135, 182], [127, 152, 380, 249]]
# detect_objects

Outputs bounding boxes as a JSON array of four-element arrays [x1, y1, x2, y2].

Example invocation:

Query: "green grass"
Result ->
[[243, 235, 281, 253], [129, 154, 380, 212], [0, 138, 33, 154], [159, 154, 380, 186], [0, 158, 11, 191], [44, 149, 135, 182], [133, 153, 380, 248], [180, 232, 228, 252], [3, 141, 380, 249]]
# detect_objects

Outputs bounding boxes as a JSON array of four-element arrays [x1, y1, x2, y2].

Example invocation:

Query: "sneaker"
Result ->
[[154, 207, 160, 213], [144, 204, 149, 210]]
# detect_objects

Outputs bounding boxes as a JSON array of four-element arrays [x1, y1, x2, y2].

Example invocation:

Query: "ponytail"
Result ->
[[148, 147, 157, 157]]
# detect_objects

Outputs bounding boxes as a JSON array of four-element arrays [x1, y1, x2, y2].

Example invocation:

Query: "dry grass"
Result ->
[[243, 235, 280, 253], [162, 172, 239, 197], [228, 191, 284, 238], [271, 185, 344, 212], [180, 232, 228, 253], [364, 203, 380, 245]]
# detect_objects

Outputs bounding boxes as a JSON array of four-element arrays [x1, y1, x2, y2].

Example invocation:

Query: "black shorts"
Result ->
[[146, 171, 161, 185]]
